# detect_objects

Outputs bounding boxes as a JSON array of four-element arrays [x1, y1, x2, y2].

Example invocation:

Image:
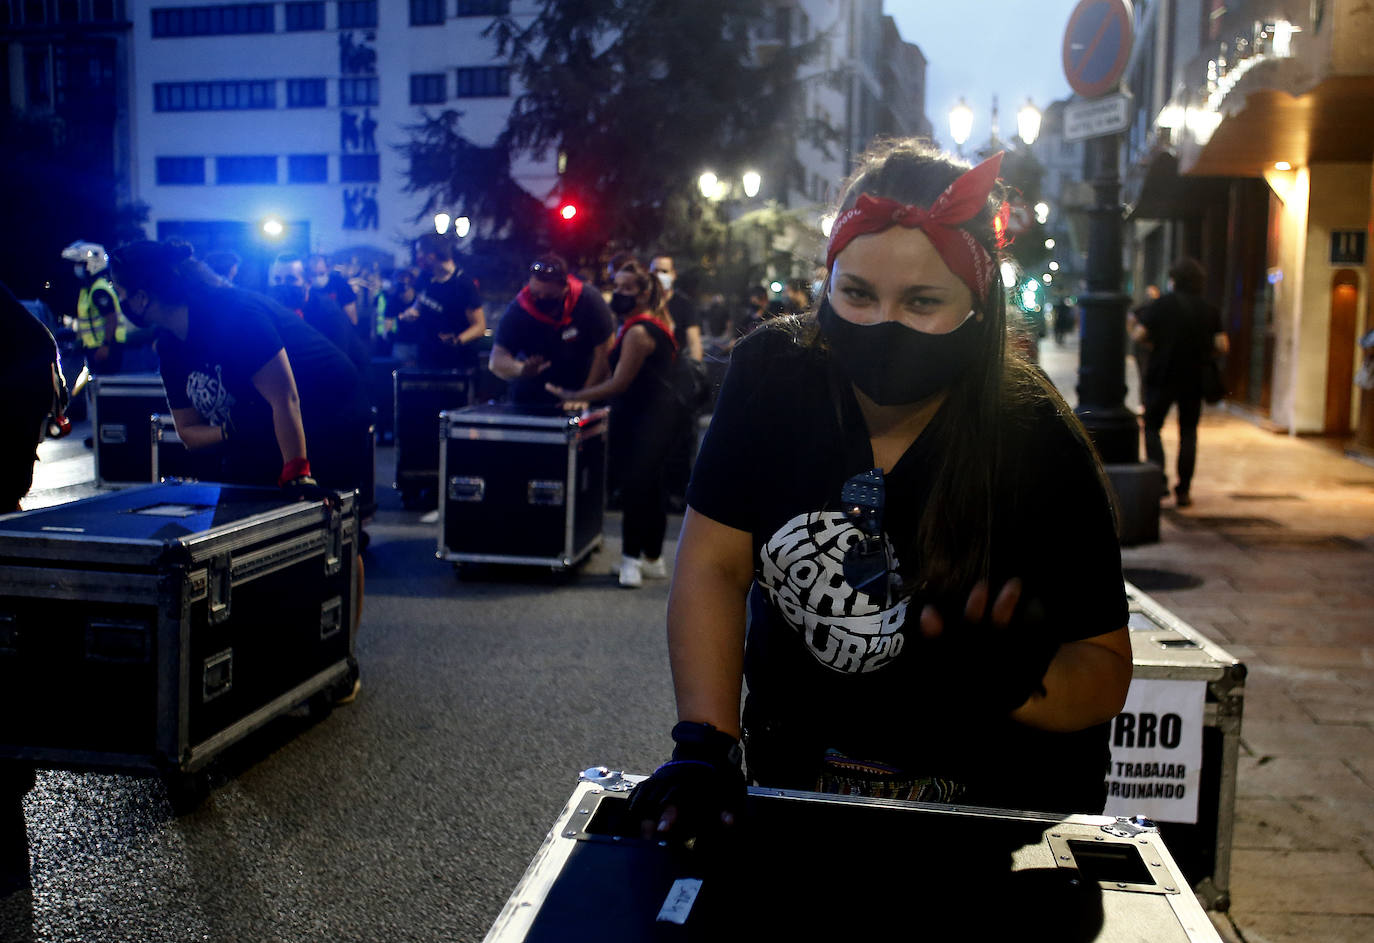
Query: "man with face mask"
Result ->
[[307, 254, 359, 326], [649, 255, 703, 362], [489, 253, 615, 406], [269, 255, 370, 377]]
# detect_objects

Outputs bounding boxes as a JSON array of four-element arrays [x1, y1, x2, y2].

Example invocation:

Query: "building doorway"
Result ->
[[1325, 270, 1361, 435]]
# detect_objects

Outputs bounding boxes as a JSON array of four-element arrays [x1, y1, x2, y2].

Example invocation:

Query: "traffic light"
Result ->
[[558, 202, 578, 222]]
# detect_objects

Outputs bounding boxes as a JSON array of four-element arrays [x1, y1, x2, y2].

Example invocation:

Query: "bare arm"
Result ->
[[550, 324, 652, 402], [456, 306, 486, 345], [250, 349, 308, 465], [342, 301, 359, 326], [685, 325, 703, 362], [1012, 627, 1133, 732], [488, 343, 548, 381], [171, 406, 227, 451], [1214, 332, 1230, 355], [581, 337, 614, 389], [666, 508, 755, 737]]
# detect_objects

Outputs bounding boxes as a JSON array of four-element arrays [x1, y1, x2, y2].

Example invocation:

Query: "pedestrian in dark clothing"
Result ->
[[400, 234, 486, 372], [270, 255, 371, 377], [1131, 258, 1229, 507]]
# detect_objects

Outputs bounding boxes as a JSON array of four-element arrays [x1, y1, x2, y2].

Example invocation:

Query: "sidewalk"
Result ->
[[1041, 337, 1374, 943]]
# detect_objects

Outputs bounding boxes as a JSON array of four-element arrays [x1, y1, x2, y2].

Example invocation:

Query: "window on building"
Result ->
[[339, 76, 379, 106], [151, 4, 275, 38], [56, 0, 80, 23], [409, 72, 445, 104], [154, 80, 276, 111], [287, 78, 327, 108], [288, 153, 329, 183], [340, 153, 379, 182], [216, 155, 277, 184], [454, 66, 509, 98], [156, 156, 207, 185], [409, 0, 443, 26], [457, 0, 509, 14], [285, 1, 324, 30], [92, 0, 117, 21], [336, 0, 376, 28]]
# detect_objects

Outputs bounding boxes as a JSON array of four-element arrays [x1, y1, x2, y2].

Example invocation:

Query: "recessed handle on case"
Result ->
[[320, 597, 343, 641], [528, 480, 565, 506], [449, 476, 485, 502], [100, 423, 127, 444], [202, 649, 233, 702]]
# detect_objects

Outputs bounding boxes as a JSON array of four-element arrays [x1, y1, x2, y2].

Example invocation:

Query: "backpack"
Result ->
[[619, 313, 712, 415]]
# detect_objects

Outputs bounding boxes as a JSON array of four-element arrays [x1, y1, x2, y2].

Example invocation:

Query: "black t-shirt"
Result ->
[[319, 272, 356, 312], [494, 279, 615, 405], [608, 314, 677, 419], [687, 325, 1128, 813], [414, 270, 482, 370], [1135, 292, 1223, 393], [158, 286, 366, 486], [303, 293, 370, 377], [667, 292, 699, 352]]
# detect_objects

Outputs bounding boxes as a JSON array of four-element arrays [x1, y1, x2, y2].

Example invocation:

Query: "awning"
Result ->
[[1126, 150, 1231, 221]]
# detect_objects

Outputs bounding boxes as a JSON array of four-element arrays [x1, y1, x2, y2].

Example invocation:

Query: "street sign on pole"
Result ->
[[1062, 0, 1135, 99], [1064, 92, 1134, 142]]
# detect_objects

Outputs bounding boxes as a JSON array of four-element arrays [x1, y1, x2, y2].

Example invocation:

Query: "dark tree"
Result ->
[[400, 0, 819, 273]]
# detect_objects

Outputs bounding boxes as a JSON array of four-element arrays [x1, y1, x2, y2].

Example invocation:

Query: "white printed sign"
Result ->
[[1103, 679, 1205, 824]]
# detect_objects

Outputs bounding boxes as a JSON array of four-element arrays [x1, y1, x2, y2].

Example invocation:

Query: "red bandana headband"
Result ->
[[825, 151, 1005, 302]]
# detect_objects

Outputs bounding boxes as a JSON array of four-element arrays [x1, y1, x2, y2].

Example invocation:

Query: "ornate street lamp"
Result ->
[[948, 98, 974, 155], [1017, 98, 1042, 147]]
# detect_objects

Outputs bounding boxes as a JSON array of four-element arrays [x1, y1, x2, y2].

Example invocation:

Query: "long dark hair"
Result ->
[[813, 139, 1106, 594], [616, 259, 668, 322], [109, 240, 223, 306]]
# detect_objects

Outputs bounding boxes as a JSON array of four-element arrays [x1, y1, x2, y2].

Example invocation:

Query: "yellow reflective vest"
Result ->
[[76, 277, 128, 349]]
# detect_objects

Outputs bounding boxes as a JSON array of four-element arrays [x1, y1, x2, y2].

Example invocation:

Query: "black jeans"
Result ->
[[613, 409, 677, 560], [1143, 387, 1202, 494]]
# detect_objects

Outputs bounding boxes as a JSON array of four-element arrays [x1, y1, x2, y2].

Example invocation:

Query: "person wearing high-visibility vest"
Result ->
[[63, 241, 127, 375]]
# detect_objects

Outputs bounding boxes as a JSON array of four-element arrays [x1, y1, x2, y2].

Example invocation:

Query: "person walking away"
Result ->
[[624, 143, 1131, 852], [544, 260, 679, 588], [401, 234, 485, 373], [1131, 259, 1227, 507], [1126, 284, 1160, 411], [489, 254, 614, 406]]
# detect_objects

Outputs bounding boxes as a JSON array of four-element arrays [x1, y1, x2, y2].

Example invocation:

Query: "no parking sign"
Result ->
[[1062, 0, 1135, 99]]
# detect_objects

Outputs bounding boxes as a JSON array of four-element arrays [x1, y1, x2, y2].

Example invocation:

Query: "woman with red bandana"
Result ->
[[627, 141, 1133, 840]]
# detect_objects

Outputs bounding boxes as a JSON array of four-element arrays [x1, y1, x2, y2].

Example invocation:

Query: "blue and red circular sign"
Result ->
[[1062, 0, 1135, 99]]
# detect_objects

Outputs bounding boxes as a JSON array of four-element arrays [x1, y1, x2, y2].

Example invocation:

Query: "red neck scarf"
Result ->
[[516, 275, 585, 326], [825, 152, 1004, 302]]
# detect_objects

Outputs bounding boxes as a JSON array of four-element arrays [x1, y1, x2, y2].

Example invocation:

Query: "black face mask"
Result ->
[[816, 299, 982, 405], [532, 294, 563, 315], [609, 293, 637, 316], [271, 284, 308, 311]]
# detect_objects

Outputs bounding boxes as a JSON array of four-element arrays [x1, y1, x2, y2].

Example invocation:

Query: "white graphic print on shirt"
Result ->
[[186, 366, 235, 427], [759, 511, 908, 674]]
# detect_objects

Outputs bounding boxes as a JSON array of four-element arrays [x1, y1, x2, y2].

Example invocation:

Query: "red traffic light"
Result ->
[[558, 203, 578, 221]]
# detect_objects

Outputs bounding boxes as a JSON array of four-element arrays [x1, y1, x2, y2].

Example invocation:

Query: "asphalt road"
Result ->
[[1, 440, 680, 943]]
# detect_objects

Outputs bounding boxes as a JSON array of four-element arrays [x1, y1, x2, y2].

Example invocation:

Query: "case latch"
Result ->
[[449, 476, 485, 502], [207, 553, 232, 624], [528, 480, 565, 506], [324, 504, 343, 577], [320, 596, 343, 641], [99, 423, 127, 444]]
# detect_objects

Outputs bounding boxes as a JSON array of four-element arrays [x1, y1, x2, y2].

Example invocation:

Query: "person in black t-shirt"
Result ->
[[400, 233, 485, 371], [308, 254, 358, 326], [270, 255, 371, 377], [489, 253, 615, 406], [544, 260, 677, 588], [650, 255, 702, 362], [1131, 258, 1229, 507], [626, 141, 1132, 845]]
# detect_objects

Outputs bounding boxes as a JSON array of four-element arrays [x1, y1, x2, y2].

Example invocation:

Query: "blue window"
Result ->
[[409, 73, 445, 105], [339, 76, 378, 106], [287, 78, 327, 108], [454, 66, 509, 98], [284, 1, 325, 30], [288, 154, 329, 183], [409, 0, 443, 26], [457, 0, 509, 14], [151, 4, 275, 37], [156, 157, 206, 185], [340, 153, 379, 182], [337, 0, 376, 28], [154, 80, 276, 111], [216, 155, 277, 184]]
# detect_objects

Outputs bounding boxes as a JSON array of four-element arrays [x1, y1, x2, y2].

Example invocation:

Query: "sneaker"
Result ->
[[639, 556, 668, 579], [618, 555, 643, 588], [419, 510, 440, 524]]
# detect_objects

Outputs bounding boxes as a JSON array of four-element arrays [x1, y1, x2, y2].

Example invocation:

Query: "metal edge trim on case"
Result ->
[[563, 437, 577, 558], [0, 565, 163, 601], [184, 660, 350, 772], [437, 413, 449, 557]]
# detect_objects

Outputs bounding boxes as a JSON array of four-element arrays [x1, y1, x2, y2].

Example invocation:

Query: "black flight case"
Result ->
[[484, 769, 1224, 942], [0, 481, 359, 806], [393, 367, 476, 509], [91, 373, 167, 487], [438, 404, 608, 570]]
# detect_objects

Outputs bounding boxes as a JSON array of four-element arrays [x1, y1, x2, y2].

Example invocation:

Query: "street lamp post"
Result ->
[[1017, 98, 1042, 147]]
